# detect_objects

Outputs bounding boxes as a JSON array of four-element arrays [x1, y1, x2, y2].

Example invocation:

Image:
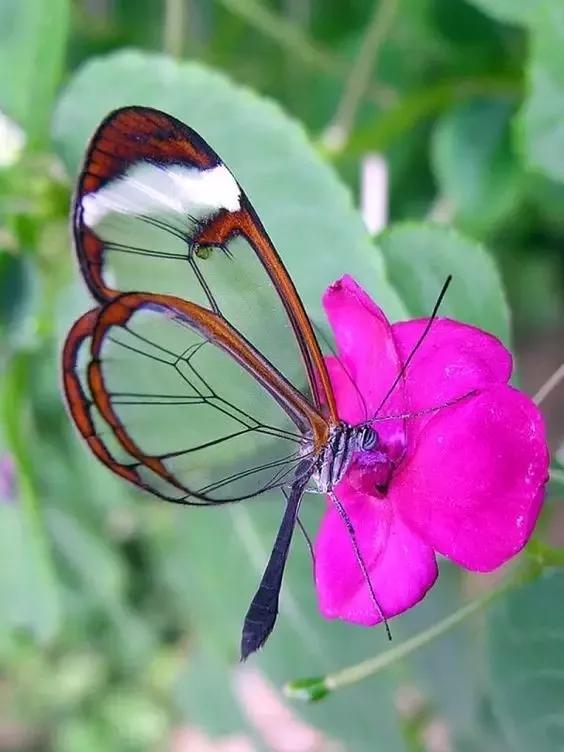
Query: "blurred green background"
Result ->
[[1, 1, 564, 750]]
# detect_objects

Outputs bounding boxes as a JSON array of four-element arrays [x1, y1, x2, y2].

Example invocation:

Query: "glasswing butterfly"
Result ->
[[62, 106, 449, 659]]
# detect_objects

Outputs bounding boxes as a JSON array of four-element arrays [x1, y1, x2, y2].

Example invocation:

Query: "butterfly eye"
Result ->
[[359, 426, 378, 451]]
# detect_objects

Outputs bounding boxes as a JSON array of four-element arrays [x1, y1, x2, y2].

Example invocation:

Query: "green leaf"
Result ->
[[517, 3, 564, 184], [394, 564, 480, 736], [98, 689, 169, 749], [502, 251, 563, 330], [46, 508, 127, 605], [465, 0, 536, 26], [51, 49, 406, 324], [457, 694, 513, 752], [173, 646, 257, 739], [518, 64, 564, 184], [149, 501, 405, 751], [0, 501, 60, 646], [431, 98, 523, 235], [528, 1, 564, 83], [376, 223, 511, 344], [487, 570, 564, 751], [0, 355, 60, 644], [0, 252, 31, 337], [57, 718, 120, 752], [0, 0, 69, 145]]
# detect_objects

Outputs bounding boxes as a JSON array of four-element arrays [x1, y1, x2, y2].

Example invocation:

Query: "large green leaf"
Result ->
[[486, 570, 564, 752], [0, 355, 61, 644], [0, 0, 69, 145], [376, 223, 511, 345], [431, 98, 522, 235], [517, 3, 564, 184], [518, 65, 564, 185], [172, 646, 259, 743], [394, 564, 480, 737], [0, 501, 60, 646], [45, 508, 127, 606], [149, 500, 405, 751], [465, 0, 536, 25], [458, 694, 513, 752], [51, 50, 405, 324]]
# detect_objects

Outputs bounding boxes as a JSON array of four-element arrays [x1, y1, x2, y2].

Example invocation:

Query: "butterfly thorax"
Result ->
[[308, 422, 379, 493]]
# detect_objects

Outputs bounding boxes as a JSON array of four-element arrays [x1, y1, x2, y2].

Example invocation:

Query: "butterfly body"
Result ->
[[306, 423, 378, 493]]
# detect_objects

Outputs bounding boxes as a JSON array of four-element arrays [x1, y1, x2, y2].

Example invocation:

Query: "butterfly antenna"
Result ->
[[366, 274, 453, 424], [329, 491, 392, 640], [371, 388, 478, 424], [297, 514, 316, 572], [282, 487, 316, 566]]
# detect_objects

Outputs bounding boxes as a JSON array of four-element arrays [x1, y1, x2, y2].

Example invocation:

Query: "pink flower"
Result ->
[[314, 276, 549, 625]]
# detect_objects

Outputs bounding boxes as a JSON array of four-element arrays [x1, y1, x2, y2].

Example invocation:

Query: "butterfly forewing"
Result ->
[[73, 106, 337, 419]]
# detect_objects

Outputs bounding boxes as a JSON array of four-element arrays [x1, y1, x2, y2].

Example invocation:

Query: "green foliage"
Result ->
[[377, 223, 511, 343], [1, 1, 563, 750], [466, 0, 537, 26], [518, 3, 564, 183], [0, 252, 32, 344], [1, 355, 61, 643], [0, 0, 69, 145], [487, 570, 564, 751], [431, 98, 522, 235], [152, 501, 406, 749]]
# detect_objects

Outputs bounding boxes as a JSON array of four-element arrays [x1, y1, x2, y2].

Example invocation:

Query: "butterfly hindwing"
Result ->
[[64, 292, 326, 503]]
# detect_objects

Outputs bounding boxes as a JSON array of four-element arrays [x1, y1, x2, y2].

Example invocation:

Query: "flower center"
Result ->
[[348, 425, 406, 499]]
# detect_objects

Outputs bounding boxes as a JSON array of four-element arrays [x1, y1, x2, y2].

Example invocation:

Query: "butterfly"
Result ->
[[62, 106, 449, 659]]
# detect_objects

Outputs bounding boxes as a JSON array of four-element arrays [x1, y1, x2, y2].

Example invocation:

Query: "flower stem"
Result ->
[[322, 0, 399, 152], [217, 0, 395, 107], [218, 0, 333, 72], [526, 539, 564, 567], [533, 362, 564, 405], [285, 574, 516, 702]]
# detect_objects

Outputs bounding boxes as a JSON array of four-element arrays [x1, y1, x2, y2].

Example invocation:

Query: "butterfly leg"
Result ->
[[328, 490, 392, 640], [296, 514, 316, 574]]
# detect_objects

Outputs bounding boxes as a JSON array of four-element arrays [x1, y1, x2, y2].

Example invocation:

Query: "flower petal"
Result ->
[[314, 481, 438, 625], [323, 276, 407, 449], [323, 276, 407, 416], [324, 356, 367, 425], [393, 385, 549, 571], [392, 318, 513, 412]]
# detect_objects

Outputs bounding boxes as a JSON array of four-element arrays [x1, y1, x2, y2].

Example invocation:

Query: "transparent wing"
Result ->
[[73, 106, 337, 421], [62, 293, 322, 503]]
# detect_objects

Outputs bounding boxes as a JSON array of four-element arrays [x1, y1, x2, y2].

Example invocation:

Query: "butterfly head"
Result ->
[[313, 423, 380, 493], [356, 424, 379, 452]]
